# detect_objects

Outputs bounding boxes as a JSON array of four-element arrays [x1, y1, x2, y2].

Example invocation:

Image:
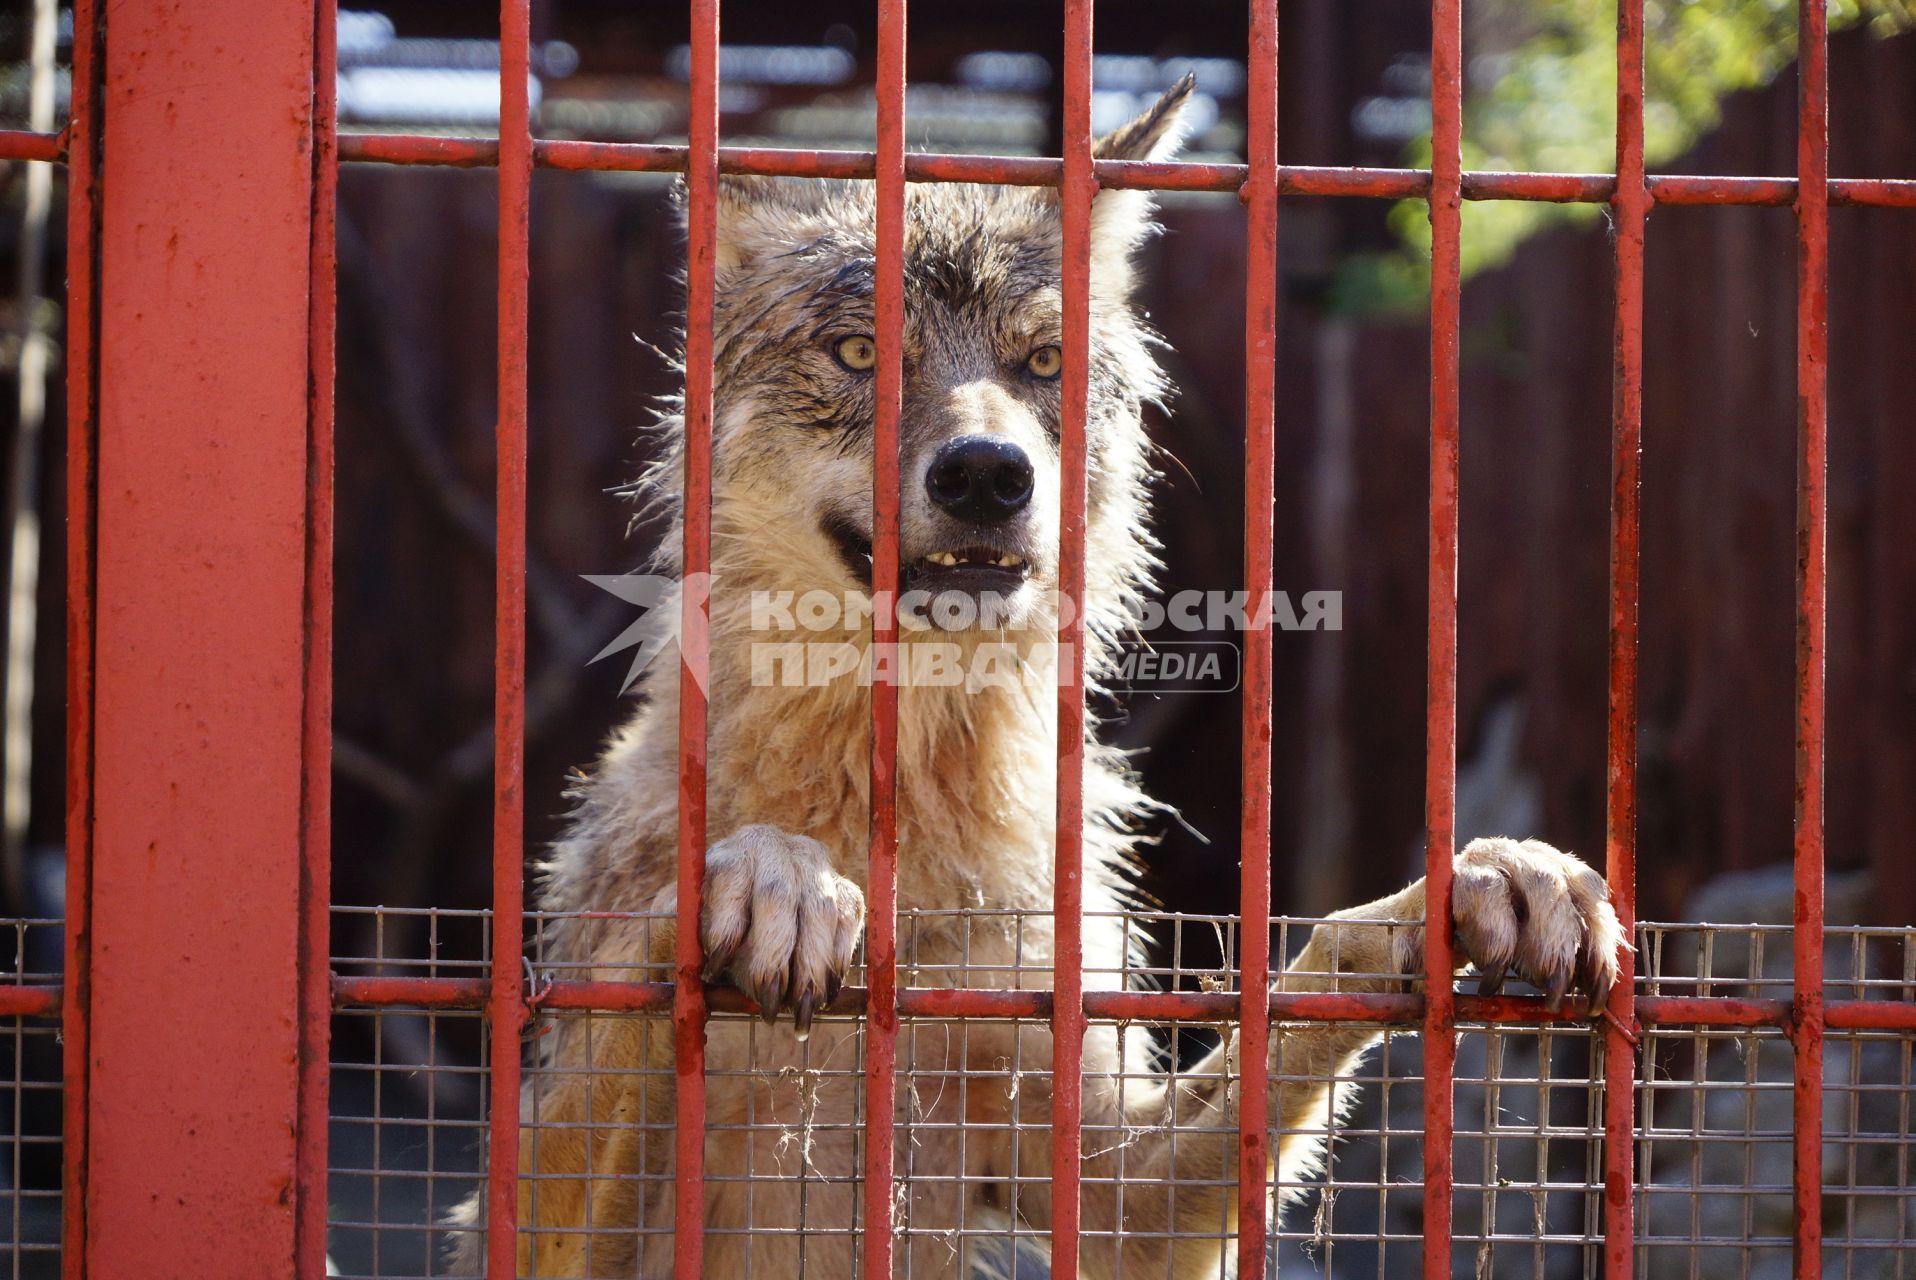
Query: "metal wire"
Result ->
[[324, 907, 1916, 1277], [0, 918, 60, 1276]]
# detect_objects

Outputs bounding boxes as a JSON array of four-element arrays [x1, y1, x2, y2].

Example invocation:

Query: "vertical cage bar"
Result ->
[[1051, 0, 1094, 1272], [297, 1, 339, 1274], [864, 0, 905, 1275], [1603, 0, 1647, 1274], [88, 0, 318, 1268], [60, 0, 100, 1273], [486, 1, 533, 1275], [676, 1, 720, 1276], [1422, 0, 1464, 1275], [1601, 0, 1647, 1272], [1236, 0, 1279, 1272], [1790, 0, 1829, 1272]]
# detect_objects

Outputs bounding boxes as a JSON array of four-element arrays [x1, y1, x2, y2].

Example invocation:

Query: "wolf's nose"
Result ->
[[925, 436, 1034, 523]]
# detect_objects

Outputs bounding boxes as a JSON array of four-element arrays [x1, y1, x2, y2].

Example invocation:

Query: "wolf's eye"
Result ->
[[833, 335, 877, 372], [1025, 346, 1063, 380]]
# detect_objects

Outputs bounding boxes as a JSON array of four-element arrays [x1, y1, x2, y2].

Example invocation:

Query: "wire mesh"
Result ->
[[329, 908, 492, 1279], [0, 919, 61, 1279], [326, 907, 1916, 1278]]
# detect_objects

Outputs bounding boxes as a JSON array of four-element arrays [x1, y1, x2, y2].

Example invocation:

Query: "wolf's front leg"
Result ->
[[502, 825, 865, 1278], [1072, 837, 1623, 1280], [1268, 835, 1626, 1190]]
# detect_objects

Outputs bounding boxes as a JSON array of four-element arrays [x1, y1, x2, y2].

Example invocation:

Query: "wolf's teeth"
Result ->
[[929, 551, 958, 566], [995, 554, 1024, 568]]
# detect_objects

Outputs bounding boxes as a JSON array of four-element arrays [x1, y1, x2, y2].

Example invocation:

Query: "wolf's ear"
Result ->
[[676, 176, 831, 279], [1085, 74, 1195, 284], [1092, 73, 1196, 164]]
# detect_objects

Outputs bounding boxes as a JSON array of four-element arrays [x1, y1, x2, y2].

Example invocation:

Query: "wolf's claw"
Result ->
[[1450, 837, 1625, 1015], [793, 992, 817, 1041], [698, 824, 864, 1034]]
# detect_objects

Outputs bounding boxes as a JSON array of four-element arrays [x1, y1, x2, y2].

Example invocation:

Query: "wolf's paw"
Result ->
[[1449, 837, 1625, 1015], [700, 825, 865, 1039]]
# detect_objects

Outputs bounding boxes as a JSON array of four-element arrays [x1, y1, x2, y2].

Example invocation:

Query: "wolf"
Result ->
[[449, 79, 1624, 1279]]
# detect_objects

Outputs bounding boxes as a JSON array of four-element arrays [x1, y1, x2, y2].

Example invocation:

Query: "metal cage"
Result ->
[[12, 0, 1916, 1276]]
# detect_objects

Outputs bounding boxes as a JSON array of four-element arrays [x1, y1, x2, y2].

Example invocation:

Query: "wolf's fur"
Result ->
[[447, 81, 1623, 1278]]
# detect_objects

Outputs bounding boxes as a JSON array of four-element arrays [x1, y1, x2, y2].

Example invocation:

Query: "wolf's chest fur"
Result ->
[[702, 643, 1081, 915]]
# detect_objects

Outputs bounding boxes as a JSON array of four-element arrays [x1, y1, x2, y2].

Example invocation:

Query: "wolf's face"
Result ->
[[692, 82, 1191, 638]]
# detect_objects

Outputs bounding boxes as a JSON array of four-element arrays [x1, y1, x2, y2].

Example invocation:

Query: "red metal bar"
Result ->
[[344, 975, 1908, 1029], [1791, 0, 1830, 1273], [60, 0, 100, 1273], [336, 136, 1916, 209], [1633, 996, 1793, 1026], [486, 2, 533, 1275], [1423, 0, 1465, 1274], [1650, 175, 1796, 206], [862, 0, 905, 1273], [1603, 0, 1648, 1274], [0, 986, 59, 1017], [297, 2, 339, 1276], [1236, 0, 1279, 1271], [88, 0, 319, 1269], [1050, 1, 1094, 1272], [675, 2, 720, 1276], [334, 975, 495, 1008], [0, 129, 61, 162], [1655, 175, 1916, 207], [1824, 1002, 1916, 1030]]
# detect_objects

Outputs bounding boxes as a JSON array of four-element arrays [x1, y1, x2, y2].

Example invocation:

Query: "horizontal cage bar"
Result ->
[[329, 134, 1916, 207]]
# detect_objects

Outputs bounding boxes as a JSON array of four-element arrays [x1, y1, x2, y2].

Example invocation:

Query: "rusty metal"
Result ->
[[0, 985, 58, 1018], [87, 0, 320, 1271], [335, 135, 1916, 209], [1236, 0, 1279, 1273], [1603, 0, 1648, 1274], [863, 1, 906, 1274], [297, 0, 339, 1275], [0, 130, 61, 163], [327, 908, 1916, 1276], [1423, 0, 1465, 1275], [485, 2, 534, 1275], [60, 0, 100, 1274], [333, 976, 1916, 1031], [674, 3, 721, 1277], [30, 0, 1913, 1273], [325, 904, 1916, 1272], [1048, 2, 1094, 1272], [1791, 0, 1831, 1275]]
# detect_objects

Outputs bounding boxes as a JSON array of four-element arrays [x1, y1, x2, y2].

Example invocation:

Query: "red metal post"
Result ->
[[486, 1, 533, 1275], [1051, 0, 1094, 1271], [863, 0, 905, 1274], [675, 2, 720, 1276], [1236, 0, 1279, 1271], [86, 0, 320, 1271], [298, 1, 339, 1275], [1790, 0, 1829, 1272], [1602, 0, 1647, 1274], [59, 1, 100, 1274], [1422, 0, 1464, 1274]]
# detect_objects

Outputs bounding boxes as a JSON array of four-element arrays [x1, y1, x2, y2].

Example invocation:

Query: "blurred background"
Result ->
[[0, 0, 1907, 1272]]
